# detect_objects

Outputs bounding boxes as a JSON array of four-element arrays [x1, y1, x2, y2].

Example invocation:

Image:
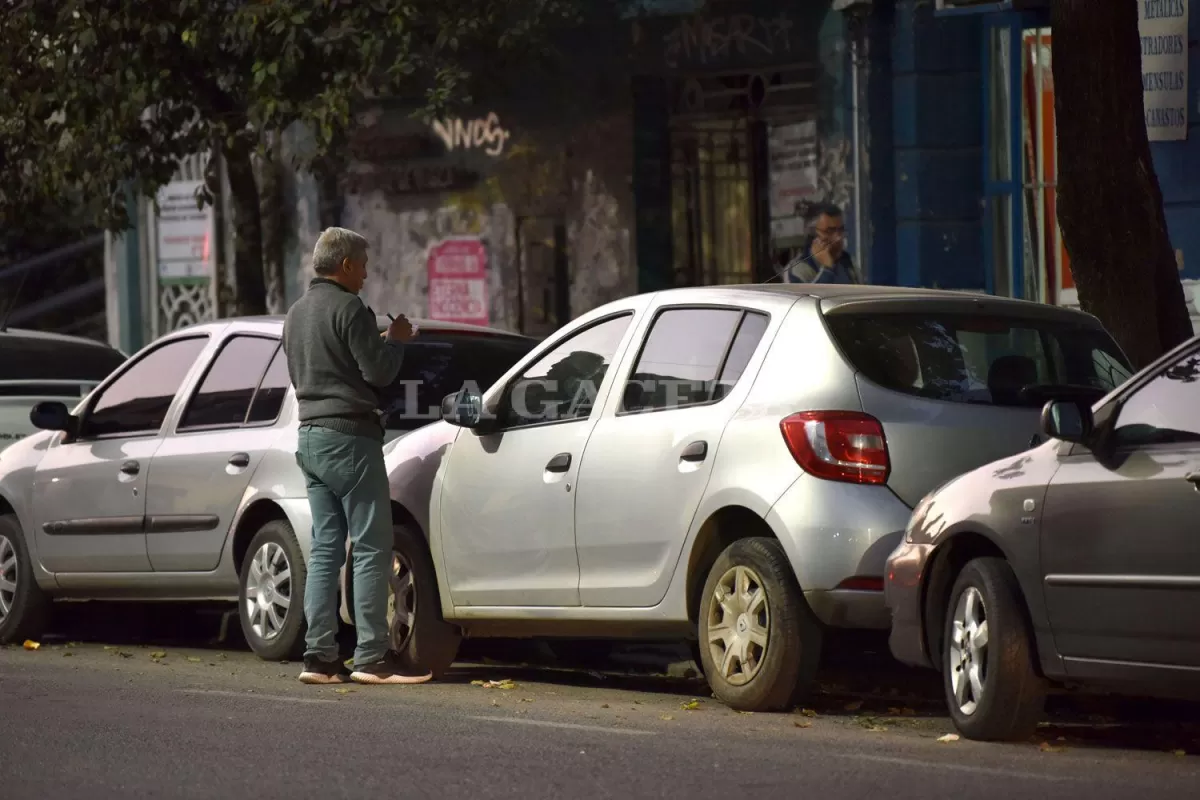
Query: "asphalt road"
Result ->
[[4, 631, 1200, 800]]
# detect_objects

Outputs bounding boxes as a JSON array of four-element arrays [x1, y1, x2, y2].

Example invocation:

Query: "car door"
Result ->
[[144, 334, 289, 572], [31, 335, 211, 573], [1040, 341, 1200, 668], [573, 306, 771, 607], [437, 312, 636, 607]]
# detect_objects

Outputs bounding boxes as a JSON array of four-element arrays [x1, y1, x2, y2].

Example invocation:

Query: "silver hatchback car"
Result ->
[[0, 315, 535, 657], [367, 283, 1133, 712]]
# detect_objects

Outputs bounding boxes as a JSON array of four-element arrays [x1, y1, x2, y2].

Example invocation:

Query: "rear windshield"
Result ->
[[0, 334, 128, 395], [825, 312, 1134, 408], [377, 331, 537, 431]]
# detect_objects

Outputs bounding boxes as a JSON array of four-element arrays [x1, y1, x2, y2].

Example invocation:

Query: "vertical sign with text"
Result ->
[[155, 180, 213, 284], [426, 237, 489, 326], [1140, 0, 1189, 141]]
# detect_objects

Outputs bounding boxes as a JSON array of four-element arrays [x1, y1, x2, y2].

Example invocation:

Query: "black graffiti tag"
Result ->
[[664, 13, 795, 68]]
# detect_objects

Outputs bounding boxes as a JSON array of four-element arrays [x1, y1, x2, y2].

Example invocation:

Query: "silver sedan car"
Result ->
[[0, 315, 535, 658], [356, 283, 1134, 712]]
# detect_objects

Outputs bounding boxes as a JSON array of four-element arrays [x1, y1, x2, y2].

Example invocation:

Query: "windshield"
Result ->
[[377, 331, 537, 431], [825, 312, 1134, 409]]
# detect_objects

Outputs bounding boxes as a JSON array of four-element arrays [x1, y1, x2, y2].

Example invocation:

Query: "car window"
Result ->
[[246, 345, 290, 424], [503, 314, 633, 427], [84, 336, 210, 437], [377, 332, 538, 431], [825, 312, 1132, 408], [179, 336, 279, 430], [1112, 348, 1200, 448], [0, 335, 127, 398], [623, 308, 765, 412]]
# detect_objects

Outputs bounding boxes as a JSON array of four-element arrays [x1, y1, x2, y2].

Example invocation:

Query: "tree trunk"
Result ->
[[258, 132, 286, 314], [223, 139, 268, 316], [1050, 0, 1193, 370]]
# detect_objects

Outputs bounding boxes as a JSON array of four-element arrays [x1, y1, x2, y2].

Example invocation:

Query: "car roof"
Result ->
[[0, 327, 126, 352], [641, 283, 1106, 326], [169, 315, 536, 339]]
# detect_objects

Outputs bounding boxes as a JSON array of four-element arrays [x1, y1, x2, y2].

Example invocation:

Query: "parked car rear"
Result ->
[[0, 329, 127, 453]]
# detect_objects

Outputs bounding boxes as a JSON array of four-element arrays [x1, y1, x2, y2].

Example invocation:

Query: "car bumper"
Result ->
[[765, 478, 911, 631], [884, 540, 935, 668]]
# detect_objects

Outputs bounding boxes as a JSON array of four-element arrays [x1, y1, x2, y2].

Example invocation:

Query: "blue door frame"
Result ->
[[980, 9, 1048, 300]]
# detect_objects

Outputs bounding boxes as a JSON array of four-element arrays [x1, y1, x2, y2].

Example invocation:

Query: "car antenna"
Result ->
[[0, 264, 33, 333]]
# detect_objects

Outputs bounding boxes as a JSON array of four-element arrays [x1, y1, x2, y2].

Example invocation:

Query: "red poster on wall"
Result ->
[[426, 237, 489, 326]]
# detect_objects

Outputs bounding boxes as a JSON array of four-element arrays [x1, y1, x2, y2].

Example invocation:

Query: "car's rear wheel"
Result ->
[[238, 520, 306, 661], [698, 537, 822, 712], [389, 523, 460, 679], [942, 557, 1046, 741], [0, 514, 50, 645]]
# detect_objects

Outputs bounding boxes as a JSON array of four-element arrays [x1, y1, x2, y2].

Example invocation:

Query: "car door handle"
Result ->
[[680, 441, 708, 462], [1186, 470, 1200, 489], [545, 453, 572, 473], [228, 452, 250, 468], [120, 460, 140, 476]]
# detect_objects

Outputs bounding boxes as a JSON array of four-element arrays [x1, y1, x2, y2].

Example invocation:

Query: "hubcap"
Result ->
[[706, 565, 770, 686], [387, 552, 416, 651], [949, 586, 990, 715], [0, 535, 16, 624], [244, 542, 292, 641]]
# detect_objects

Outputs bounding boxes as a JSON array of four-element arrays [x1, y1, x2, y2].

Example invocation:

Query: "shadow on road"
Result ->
[[35, 601, 1200, 756]]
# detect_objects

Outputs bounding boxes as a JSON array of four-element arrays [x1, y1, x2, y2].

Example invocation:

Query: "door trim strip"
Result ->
[[1045, 574, 1200, 590], [145, 515, 221, 534], [42, 516, 145, 535]]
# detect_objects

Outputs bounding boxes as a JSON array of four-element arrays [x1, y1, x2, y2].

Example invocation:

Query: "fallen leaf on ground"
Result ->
[[1172, 750, 1187, 757], [22, 640, 40, 651], [62, 652, 73, 657], [334, 688, 355, 694], [1037, 741, 1066, 753], [520, 697, 533, 703], [600, 703, 610, 709], [67, 641, 82, 647], [471, 679, 517, 690], [843, 700, 863, 712], [937, 733, 960, 743], [491, 699, 500, 707], [660, 714, 674, 721], [794, 721, 812, 728], [681, 699, 701, 711], [187, 657, 202, 663], [887, 707, 916, 716], [797, 708, 818, 717], [149, 651, 167, 659]]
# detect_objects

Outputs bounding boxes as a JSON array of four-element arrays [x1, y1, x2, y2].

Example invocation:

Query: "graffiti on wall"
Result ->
[[662, 13, 795, 69], [431, 113, 512, 157]]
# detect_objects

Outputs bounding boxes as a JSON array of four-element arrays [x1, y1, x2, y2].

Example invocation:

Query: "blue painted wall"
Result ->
[[887, 0, 984, 290], [1150, 3, 1200, 281]]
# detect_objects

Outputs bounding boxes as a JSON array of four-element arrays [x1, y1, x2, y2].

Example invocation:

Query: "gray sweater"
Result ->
[[281, 278, 404, 440]]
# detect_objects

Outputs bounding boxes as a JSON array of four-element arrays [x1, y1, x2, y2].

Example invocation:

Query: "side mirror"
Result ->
[[441, 387, 482, 428], [29, 401, 78, 436], [1040, 399, 1093, 444]]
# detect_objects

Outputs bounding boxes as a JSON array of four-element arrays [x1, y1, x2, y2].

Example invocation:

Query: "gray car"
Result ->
[[0, 315, 535, 657], [884, 334, 1200, 742], [361, 283, 1133, 712]]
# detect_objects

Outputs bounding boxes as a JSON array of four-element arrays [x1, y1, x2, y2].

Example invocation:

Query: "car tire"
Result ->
[[942, 557, 1046, 741], [0, 514, 51, 645], [697, 537, 822, 712], [389, 523, 460, 679], [238, 519, 307, 662]]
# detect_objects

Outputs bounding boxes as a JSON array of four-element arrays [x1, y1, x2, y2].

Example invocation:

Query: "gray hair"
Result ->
[[312, 227, 368, 276]]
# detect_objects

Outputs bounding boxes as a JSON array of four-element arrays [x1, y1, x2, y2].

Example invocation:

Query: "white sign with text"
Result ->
[[1140, 0, 1189, 141], [155, 180, 213, 283]]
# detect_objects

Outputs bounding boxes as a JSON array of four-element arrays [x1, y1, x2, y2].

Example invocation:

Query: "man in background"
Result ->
[[782, 203, 863, 284], [282, 226, 431, 686]]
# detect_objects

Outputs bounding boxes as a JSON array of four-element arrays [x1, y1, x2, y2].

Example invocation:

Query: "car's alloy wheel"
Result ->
[[0, 534, 17, 625], [941, 557, 1046, 741], [388, 551, 416, 652], [696, 537, 822, 712], [948, 586, 988, 715], [706, 565, 770, 687], [245, 541, 293, 642]]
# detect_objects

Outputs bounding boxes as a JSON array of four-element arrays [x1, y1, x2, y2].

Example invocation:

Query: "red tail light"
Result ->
[[780, 411, 890, 485]]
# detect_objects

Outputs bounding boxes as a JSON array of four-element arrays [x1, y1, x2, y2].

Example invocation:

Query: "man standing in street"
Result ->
[[282, 227, 432, 686], [782, 203, 863, 284]]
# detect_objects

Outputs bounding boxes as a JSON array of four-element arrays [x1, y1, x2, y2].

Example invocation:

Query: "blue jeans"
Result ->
[[295, 425, 392, 667]]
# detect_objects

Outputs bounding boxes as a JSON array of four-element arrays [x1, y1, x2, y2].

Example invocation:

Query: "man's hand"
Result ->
[[384, 314, 415, 343]]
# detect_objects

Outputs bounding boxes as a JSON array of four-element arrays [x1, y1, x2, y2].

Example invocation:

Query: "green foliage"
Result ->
[[0, 0, 583, 232]]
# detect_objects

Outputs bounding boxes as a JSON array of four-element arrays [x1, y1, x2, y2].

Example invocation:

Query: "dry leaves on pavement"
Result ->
[[471, 679, 517, 690], [937, 733, 960, 743], [22, 640, 40, 650]]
